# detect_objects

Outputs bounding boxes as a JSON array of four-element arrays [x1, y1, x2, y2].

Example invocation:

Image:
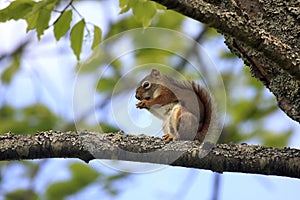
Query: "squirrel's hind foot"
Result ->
[[163, 134, 176, 143]]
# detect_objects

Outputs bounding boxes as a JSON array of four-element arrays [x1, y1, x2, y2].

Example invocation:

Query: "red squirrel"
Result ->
[[135, 69, 213, 142]]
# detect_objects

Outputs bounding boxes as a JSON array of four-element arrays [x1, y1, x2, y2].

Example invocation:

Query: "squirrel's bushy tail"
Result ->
[[192, 83, 219, 143]]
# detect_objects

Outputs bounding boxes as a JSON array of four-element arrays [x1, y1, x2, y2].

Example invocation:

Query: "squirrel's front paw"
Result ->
[[136, 100, 148, 109]]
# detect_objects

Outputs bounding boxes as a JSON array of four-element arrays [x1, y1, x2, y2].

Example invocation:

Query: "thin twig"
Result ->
[[50, 0, 74, 27]]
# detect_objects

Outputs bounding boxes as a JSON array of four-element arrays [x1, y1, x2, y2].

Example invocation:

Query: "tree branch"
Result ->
[[151, 0, 300, 123], [1, 131, 300, 179]]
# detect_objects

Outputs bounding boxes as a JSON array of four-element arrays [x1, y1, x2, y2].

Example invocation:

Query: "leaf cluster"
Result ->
[[0, 0, 102, 60]]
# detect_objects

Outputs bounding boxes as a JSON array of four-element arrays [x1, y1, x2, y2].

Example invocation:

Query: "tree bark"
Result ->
[[1, 131, 300, 179], [152, 0, 300, 123]]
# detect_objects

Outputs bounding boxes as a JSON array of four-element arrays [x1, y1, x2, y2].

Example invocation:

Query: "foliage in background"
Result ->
[[0, 0, 295, 199], [1, 161, 128, 199]]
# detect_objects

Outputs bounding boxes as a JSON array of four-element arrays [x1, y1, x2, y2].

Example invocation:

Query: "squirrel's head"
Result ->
[[135, 69, 162, 101]]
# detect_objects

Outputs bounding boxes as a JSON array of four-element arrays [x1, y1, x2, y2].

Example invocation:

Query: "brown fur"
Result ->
[[192, 83, 212, 141], [135, 69, 213, 142]]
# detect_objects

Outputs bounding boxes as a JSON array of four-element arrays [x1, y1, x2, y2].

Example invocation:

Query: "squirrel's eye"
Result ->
[[142, 81, 151, 89]]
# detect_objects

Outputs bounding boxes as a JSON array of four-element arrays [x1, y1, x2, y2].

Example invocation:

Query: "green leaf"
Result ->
[[119, 6, 130, 14], [70, 19, 85, 61], [25, 0, 59, 33], [46, 162, 98, 200], [0, 103, 58, 134], [99, 122, 119, 132], [25, 12, 38, 32], [70, 163, 98, 184], [219, 50, 237, 59], [36, 3, 54, 40], [5, 189, 38, 200], [156, 10, 184, 29], [97, 77, 116, 92], [1, 57, 20, 84], [0, 105, 15, 119], [119, 0, 129, 8], [132, 1, 157, 27], [54, 10, 73, 41], [119, 0, 130, 14], [91, 25, 102, 50], [31, 0, 59, 13], [156, 3, 166, 10], [0, 0, 35, 22], [262, 129, 293, 147], [46, 181, 78, 200]]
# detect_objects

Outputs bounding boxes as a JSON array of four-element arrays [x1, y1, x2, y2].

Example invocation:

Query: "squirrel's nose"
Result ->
[[135, 93, 141, 100]]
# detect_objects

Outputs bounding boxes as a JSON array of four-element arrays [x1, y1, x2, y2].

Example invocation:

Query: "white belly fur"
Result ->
[[149, 103, 181, 138], [148, 103, 178, 120]]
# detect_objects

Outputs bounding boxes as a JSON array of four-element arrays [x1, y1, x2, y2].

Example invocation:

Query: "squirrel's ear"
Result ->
[[151, 69, 161, 79]]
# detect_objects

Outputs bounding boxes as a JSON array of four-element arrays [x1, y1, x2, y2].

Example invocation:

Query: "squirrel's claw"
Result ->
[[136, 101, 144, 109], [136, 100, 148, 109], [163, 134, 176, 143]]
